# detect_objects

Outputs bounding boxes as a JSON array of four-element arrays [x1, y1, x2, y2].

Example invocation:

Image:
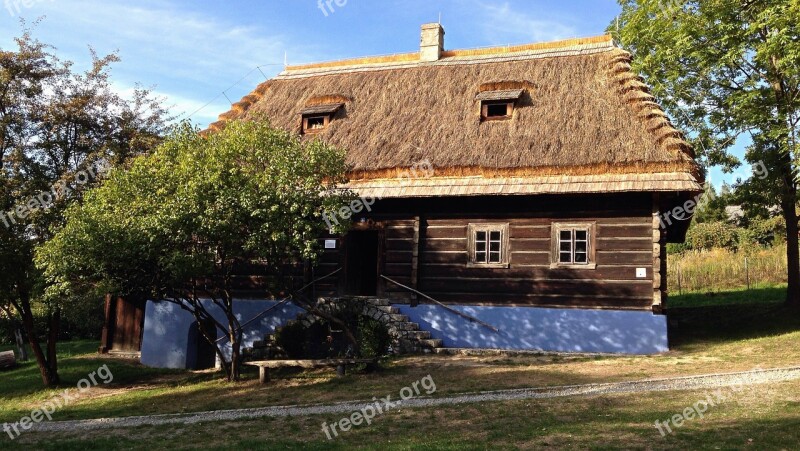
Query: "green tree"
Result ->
[[1, 27, 168, 386], [37, 120, 355, 381], [692, 183, 736, 224], [614, 0, 800, 307]]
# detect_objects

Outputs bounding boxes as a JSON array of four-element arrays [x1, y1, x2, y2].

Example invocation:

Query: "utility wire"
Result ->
[[181, 63, 284, 121]]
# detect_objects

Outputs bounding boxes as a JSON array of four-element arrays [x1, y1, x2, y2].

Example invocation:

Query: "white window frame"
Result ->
[[551, 222, 597, 269], [302, 114, 331, 134], [467, 223, 510, 268]]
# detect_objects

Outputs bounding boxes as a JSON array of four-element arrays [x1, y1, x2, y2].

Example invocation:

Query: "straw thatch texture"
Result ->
[[208, 35, 701, 192]]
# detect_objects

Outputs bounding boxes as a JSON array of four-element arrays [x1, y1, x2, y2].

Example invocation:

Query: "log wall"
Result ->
[[312, 193, 661, 311]]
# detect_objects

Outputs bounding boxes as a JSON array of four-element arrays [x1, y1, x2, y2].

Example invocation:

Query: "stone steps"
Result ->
[[242, 297, 444, 357]]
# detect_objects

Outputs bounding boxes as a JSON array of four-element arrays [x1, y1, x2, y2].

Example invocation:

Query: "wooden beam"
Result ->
[[652, 194, 665, 313], [411, 216, 420, 288], [98, 293, 113, 354]]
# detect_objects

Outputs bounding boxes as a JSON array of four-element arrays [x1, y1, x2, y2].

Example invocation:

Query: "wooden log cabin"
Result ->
[[144, 25, 702, 358]]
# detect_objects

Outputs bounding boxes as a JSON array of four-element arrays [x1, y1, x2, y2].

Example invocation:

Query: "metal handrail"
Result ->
[[297, 268, 342, 294], [217, 267, 344, 343], [380, 275, 499, 333]]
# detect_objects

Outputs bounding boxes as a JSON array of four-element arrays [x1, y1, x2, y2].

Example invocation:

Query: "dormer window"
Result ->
[[476, 89, 525, 122], [300, 103, 343, 134], [483, 101, 513, 120], [303, 115, 329, 133]]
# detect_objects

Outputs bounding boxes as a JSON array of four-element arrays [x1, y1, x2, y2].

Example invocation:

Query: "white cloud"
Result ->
[[2, 0, 319, 127], [38, 1, 292, 80], [471, 1, 577, 45], [113, 82, 224, 126]]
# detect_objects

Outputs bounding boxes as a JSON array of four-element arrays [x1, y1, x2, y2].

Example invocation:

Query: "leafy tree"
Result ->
[[0, 27, 168, 386], [614, 0, 800, 307], [692, 183, 736, 224], [37, 119, 355, 381]]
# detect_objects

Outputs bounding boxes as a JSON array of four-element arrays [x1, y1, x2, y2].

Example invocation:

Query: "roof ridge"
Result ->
[[285, 35, 613, 72]]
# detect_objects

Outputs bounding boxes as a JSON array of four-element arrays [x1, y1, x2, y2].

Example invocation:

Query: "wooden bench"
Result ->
[[244, 358, 376, 384], [0, 351, 16, 370]]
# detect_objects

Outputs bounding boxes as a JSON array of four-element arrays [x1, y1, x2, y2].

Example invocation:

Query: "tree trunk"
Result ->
[[783, 197, 800, 308], [229, 330, 241, 381], [14, 329, 28, 361], [767, 61, 799, 308], [46, 307, 60, 374], [18, 297, 60, 386]]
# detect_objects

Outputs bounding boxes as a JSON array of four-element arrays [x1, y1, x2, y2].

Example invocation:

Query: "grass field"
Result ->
[[1, 285, 799, 449], [668, 246, 788, 293]]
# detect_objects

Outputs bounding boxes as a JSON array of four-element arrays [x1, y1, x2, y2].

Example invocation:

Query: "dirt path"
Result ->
[[28, 366, 800, 433]]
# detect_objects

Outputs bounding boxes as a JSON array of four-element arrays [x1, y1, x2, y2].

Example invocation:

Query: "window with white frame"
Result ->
[[468, 223, 509, 267], [552, 223, 596, 268]]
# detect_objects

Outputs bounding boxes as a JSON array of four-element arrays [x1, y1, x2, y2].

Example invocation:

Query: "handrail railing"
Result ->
[[297, 268, 342, 294], [380, 275, 499, 333], [217, 267, 343, 343]]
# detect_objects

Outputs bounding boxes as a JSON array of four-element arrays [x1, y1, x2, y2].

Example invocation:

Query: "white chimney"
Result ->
[[420, 23, 445, 62]]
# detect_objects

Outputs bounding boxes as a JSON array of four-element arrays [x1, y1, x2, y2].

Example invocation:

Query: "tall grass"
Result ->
[[668, 245, 788, 293]]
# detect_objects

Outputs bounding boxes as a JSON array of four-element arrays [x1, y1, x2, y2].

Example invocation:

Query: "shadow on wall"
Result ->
[[140, 299, 304, 369], [395, 304, 668, 355]]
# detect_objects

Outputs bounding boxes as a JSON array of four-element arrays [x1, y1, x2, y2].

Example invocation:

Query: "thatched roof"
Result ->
[[208, 33, 702, 196]]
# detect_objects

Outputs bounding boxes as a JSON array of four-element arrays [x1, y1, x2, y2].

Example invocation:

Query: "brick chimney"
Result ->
[[420, 23, 445, 62]]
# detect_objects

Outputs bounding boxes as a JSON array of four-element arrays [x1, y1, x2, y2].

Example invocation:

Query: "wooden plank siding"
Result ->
[[417, 216, 653, 309], [305, 193, 659, 311]]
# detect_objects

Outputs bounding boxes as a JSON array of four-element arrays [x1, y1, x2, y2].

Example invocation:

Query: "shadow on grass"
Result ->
[[16, 385, 800, 450], [668, 284, 787, 308], [668, 285, 800, 347]]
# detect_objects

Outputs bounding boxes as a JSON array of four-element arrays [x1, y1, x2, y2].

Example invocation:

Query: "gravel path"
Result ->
[[27, 366, 800, 433]]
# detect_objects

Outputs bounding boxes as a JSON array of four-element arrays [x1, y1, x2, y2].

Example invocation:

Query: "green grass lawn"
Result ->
[[13, 379, 800, 450], [1, 285, 799, 449], [666, 283, 787, 308]]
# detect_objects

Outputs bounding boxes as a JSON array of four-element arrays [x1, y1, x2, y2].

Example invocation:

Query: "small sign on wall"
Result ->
[[324, 239, 337, 249], [636, 268, 647, 278]]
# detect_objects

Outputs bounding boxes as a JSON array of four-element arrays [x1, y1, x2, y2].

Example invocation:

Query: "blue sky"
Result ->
[[0, 0, 743, 186]]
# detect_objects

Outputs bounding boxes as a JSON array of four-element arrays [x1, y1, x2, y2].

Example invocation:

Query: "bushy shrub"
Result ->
[[685, 221, 738, 251], [276, 302, 391, 359], [0, 300, 103, 345], [667, 242, 690, 255], [747, 216, 786, 246]]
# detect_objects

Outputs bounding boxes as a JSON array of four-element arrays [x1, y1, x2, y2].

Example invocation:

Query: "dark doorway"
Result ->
[[187, 319, 217, 370], [344, 231, 380, 296], [110, 296, 145, 352]]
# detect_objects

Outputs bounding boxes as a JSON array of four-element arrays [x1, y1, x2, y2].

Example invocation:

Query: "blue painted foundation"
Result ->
[[140, 299, 303, 369], [394, 304, 668, 355], [141, 300, 668, 368]]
